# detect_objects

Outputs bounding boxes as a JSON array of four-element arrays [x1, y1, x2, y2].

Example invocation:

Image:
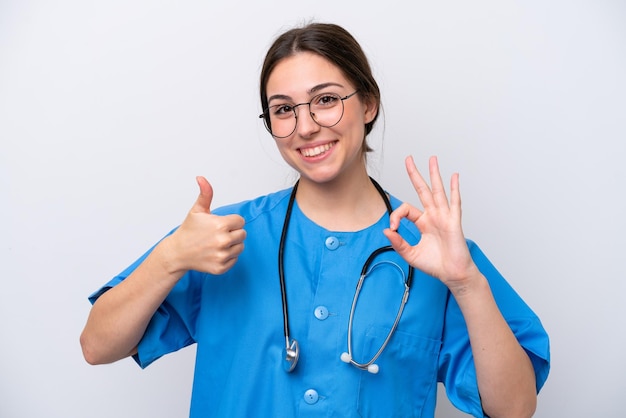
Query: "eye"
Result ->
[[270, 104, 294, 118], [313, 93, 340, 108]]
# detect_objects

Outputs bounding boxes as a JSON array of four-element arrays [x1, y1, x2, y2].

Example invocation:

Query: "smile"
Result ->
[[299, 142, 336, 157]]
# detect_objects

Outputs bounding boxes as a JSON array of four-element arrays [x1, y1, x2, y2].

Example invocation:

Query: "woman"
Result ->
[[80, 22, 550, 417]]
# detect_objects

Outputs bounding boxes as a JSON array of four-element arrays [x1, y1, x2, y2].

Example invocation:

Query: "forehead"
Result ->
[[266, 52, 350, 98]]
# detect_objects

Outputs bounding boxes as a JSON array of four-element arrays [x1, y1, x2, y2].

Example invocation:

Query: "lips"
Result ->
[[299, 141, 336, 157]]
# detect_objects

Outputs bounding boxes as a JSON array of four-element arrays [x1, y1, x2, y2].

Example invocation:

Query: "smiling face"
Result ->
[[265, 52, 378, 185]]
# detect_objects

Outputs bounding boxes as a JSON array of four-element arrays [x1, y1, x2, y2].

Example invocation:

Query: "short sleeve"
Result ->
[[133, 270, 203, 368], [87, 228, 204, 369], [437, 240, 550, 417]]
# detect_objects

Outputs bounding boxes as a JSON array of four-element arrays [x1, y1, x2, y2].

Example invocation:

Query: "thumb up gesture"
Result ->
[[166, 176, 246, 275]]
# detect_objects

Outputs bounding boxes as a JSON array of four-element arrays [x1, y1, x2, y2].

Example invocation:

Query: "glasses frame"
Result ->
[[259, 90, 359, 138]]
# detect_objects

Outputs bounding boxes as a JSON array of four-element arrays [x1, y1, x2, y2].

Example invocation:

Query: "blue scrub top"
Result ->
[[89, 187, 550, 418]]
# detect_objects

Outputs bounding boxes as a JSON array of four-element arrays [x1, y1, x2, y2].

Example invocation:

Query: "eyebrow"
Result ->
[[267, 82, 345, 104]]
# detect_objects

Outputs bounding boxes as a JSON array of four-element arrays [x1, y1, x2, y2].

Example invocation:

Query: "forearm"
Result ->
[[80, 238, 184, 365], [452, 273, 537, 418]]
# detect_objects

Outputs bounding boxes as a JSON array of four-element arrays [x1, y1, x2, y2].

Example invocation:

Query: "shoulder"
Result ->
[[211, 187, 293, 224]]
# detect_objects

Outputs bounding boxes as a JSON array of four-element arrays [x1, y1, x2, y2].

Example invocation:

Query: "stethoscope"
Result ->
[[279, 177, 414, 374]]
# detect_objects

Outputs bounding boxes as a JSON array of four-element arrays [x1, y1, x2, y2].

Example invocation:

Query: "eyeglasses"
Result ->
[[259, 91, 359, 138]]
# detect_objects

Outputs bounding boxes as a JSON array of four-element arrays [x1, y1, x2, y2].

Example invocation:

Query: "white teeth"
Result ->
[[301, 142, 334, 157]]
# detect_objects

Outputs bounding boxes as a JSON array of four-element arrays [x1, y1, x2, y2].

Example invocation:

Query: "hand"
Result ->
[[383, 156, 480, 292], [164, 176, 246, 275]]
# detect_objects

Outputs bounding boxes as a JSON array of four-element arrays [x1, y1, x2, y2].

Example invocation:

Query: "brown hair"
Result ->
[[260, 23, 380, 152]]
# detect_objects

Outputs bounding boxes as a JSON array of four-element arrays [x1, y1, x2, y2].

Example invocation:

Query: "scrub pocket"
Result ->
[[356, 326, 441, 417]]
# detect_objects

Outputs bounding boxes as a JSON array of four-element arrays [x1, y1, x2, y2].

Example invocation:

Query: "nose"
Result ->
[[294, 104, 320, 138]]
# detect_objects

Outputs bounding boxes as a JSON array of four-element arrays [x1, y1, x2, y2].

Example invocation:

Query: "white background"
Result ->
[[1, 1, 625, 417]]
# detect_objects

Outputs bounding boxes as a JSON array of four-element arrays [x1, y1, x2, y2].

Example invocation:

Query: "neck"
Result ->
[[295, 171, 389, 232]]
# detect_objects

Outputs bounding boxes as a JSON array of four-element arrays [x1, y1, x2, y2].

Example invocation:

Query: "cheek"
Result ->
[[344, 101, 370, 128], [339, 111, 367, 141], [274, 141, 299, 167]]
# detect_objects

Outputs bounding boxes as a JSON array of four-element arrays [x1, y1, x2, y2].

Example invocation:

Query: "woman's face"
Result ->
[[265, 52, 377, 185]]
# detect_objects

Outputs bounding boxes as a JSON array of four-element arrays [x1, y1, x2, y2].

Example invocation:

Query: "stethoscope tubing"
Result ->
[[278, 177, 414, 373], [278, 181, 299, 372], [345, 251, 411, 371]]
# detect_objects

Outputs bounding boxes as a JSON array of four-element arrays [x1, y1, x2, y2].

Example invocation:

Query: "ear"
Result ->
[[363, 96, 379, 125]]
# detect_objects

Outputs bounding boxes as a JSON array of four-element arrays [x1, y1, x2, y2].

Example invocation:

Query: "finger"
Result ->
[[428, 156, 449, 208], [405, 156, 434, 208], [217, 241, 245, 262], [210, 228, 246, 262], [227, 241, 245, 258], [191, 176, 213, 214], [227, 226, 247, 246], [383, 228, 415, 261], [389, 202, 423, 230], [211, 215, 246, 247], [210, 256, 239, 276], [211, 241, 246, 275], [221, 214, 246, 232], [450, 172, 461, 217]]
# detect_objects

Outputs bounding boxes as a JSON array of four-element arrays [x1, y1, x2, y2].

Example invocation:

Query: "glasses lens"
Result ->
[[264, 105, 296, 138], [310, 93, 344, 128]]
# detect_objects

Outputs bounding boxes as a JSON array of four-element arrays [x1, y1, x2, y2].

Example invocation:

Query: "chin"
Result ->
[[298, 169, 346, 185]]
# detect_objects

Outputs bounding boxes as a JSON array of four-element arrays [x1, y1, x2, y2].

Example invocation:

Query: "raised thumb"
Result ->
[[191, 176, 213, 213]]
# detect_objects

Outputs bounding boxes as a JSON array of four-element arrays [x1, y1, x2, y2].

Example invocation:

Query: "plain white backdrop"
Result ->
[[1, 1, 625, 417]]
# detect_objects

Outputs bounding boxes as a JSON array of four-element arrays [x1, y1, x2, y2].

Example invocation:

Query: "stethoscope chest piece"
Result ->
[[283, 338, 300, 372]]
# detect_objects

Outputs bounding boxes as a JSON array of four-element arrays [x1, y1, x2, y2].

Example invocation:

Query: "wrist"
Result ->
[[154, 235, 187, 277], [447, 267, 488, 300]]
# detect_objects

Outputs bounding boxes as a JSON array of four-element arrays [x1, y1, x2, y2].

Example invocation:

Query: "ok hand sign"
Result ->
[[383, 156, 480, 293]]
